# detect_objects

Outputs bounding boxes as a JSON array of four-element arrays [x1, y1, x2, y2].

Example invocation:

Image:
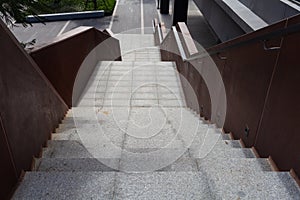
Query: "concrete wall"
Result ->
[[194, 0, 246, 41], [193, 0, 300, 41], [239, 0, 300, 24]]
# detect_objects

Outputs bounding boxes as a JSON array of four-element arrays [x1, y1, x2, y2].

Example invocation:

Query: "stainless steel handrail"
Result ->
[[158, 25, 163, 43], [172, 26, 187, 61], [165, 20, 300, 62]]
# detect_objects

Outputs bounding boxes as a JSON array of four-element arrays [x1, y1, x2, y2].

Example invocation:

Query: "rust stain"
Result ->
[[102, 111, 109, 115]]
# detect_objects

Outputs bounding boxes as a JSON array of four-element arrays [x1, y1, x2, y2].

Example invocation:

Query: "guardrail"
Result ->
[[157, 15, 300, 179]]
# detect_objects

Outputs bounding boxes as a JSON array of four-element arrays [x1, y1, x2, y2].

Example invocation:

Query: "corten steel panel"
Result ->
[[0, 116, 18, 200], [160, 16, 300, 178], [199, 56, 212, 120], [30, 28, 121, 107], [0, 21, 68, 198], [30, 29, 96, 107], [206, 20, 287, 146], [186, 60, 205, 115], [255, 16, 300, 177], [196, 54, 227, 120], [221, 40, 281, 146]]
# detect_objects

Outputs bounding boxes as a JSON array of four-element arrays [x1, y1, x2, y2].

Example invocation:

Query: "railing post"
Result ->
[[160, 0, 170, 14], [172, 0, 189, 25]]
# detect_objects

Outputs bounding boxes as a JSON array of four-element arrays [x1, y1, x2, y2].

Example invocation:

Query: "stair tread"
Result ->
[[43, 140, 254, 159], [37, 158, 118, 172], [13, 171, 300, 200], [36, 157, 272, 172]]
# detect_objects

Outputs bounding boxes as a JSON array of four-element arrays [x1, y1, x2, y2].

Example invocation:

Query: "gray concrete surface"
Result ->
[[187, 0, 219, 48], [240, 0, 300, 24], [10, 17, 112, 46], [10, 0, 219, 49], [193, 0, 300, 41]]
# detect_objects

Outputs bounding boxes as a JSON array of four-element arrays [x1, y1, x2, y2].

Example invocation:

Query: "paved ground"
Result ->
[[10, 0, 218, 48], [11, 17, 112, 46], [187, 0, 219, 48]]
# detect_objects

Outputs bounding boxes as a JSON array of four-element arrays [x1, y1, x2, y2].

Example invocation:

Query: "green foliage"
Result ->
[[20, 39, 36, 48], [0, 0, 116, 27], [38, 0, 116, 14], [0, 0, 48, 26]]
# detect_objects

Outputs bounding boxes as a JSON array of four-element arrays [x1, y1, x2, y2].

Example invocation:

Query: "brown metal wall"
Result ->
[[160, 15, 300, 177], [0, 21, 68, 199], [255, 16, 300, 176], [30, 28, 121, 107], [0, 115, 18, 199]]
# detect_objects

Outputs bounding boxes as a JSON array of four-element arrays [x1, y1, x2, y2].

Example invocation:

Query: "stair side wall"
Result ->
[[0, 21, 68, 199]]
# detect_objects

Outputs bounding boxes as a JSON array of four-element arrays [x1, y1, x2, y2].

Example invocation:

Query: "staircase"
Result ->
[[12, 34, 300, 199]]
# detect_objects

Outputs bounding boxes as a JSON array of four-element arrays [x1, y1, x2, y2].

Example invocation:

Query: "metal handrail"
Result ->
[[172, 26, 187, 61], [153, 18, 165, 44], [152, 19, 156, 33], [158, 25, 163, 43], [288, 0, 300, 6]]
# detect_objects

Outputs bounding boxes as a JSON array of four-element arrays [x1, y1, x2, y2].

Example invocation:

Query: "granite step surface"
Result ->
[[36, 158, 119, 172], [42, 140, 255, 159], [51, 131, 232, 142], [205, 171, 300, 199], [196, 157, 273, 172], [36, 156, 272, 173], [12, 171, 300, 200]]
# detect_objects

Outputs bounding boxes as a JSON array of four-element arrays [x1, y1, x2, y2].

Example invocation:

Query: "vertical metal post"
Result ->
[[172, 0, 189, 25], [160, 0, 170, 14]]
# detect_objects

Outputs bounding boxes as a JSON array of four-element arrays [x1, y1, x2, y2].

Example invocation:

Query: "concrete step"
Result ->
[[36, 157, 271, 173], [56, 117, 232, 141], [43, 140, 255, 159], [13, 171, 300, 199], [220, 133, 231, 140], [52, 132, 81, 140], [12, 171, 214, 199], [51, 127, 240, 150], [43, 140, 94, 158], [36, 158, 118, 172], [36, 156, 196, 172], [160, 157, 273, 172], [12, 172, 116, 199], [205, 171, 300, 199], [95, 61, 175, 69], [51, 130, 232, 142], [196, 157, 273, 172]]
